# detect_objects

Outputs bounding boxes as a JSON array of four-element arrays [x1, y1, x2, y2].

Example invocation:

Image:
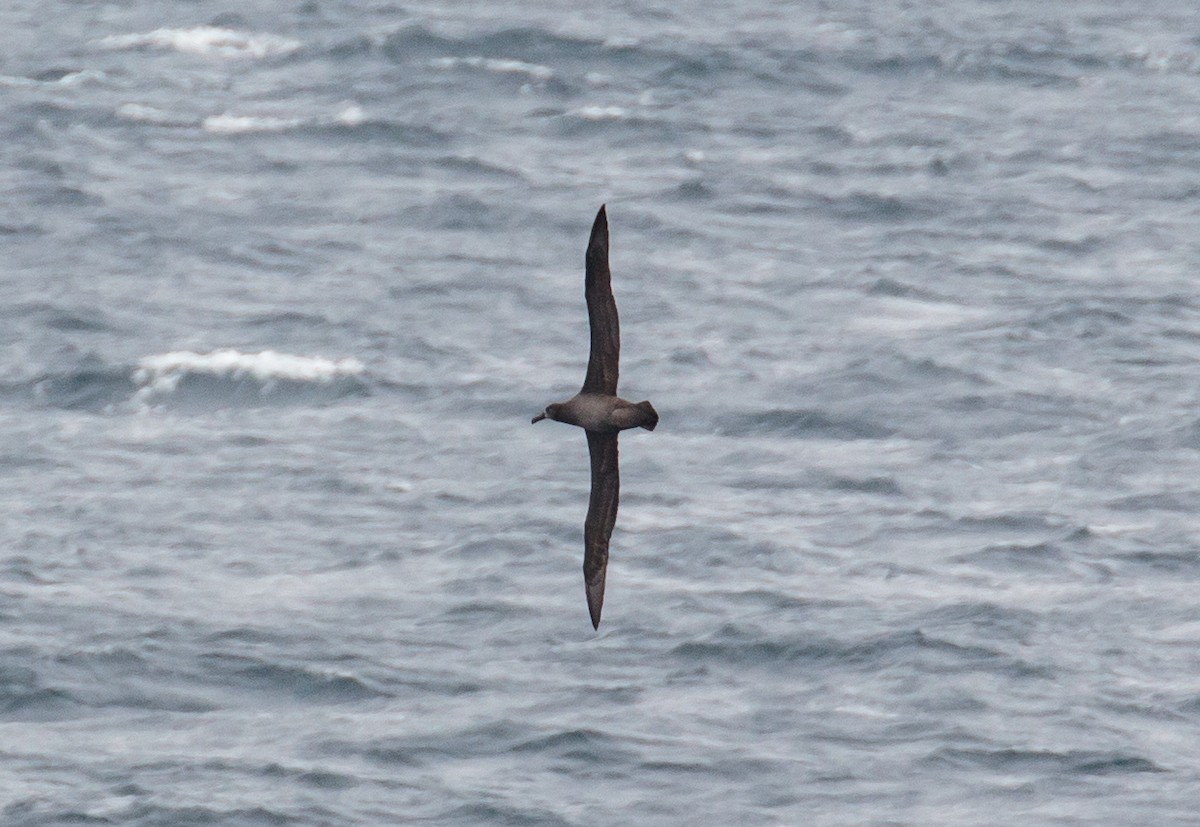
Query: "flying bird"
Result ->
[[532, 205, 658, 630]]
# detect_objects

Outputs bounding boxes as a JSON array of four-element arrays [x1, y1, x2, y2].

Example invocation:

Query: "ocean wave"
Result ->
[[673, 625, 1048, 679], [852, 33, 1200, 88], [201, 112, 306, 135], [925, 746, 1164, 775], [1123, 46, 1200, 74], [719, 408, 893, 440], [17, 350, 366, 412], [8, 301, 117, 333], [29, 362, 135, 411], [428, 56, 555, 82], [727, 469, 902, 495], [115, 103, 198, 128], [132, 350, 366, 408], [203, 103, 364, 134], [98, 26, 301, 60], [550, 105, 687, 140], [15, 802, 302, 826], [197, 653, 387, 702], [119, 101, 370, 135], [382, 23, 740, 87], [813, 190, 943, 222], [381, 24, 600, 64], [0, 68, 104, 88], [571, 105, 630, 121], [0, 664, 81, 720], [806, 32, 1112, 88], [372, 23, 1104, 93]]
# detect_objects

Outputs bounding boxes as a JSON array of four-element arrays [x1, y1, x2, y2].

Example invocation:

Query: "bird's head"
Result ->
[[531, 403, 562, 424]]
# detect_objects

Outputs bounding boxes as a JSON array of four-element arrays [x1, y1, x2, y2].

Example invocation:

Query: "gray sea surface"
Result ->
[[4, 1, 1200, 824]]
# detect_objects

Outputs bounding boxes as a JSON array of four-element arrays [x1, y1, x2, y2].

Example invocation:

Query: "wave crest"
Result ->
[[99, 26, 301, 60], [132, 349, 366, 408], [18, 350, 366, 412]]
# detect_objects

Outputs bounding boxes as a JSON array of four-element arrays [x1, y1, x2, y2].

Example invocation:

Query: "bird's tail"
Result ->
[[636, 400, 659, 431]]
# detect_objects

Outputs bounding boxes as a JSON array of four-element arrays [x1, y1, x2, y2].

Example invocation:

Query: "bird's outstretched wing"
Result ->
[[584, 430, 619, 629], [581, 205, 620, 396]]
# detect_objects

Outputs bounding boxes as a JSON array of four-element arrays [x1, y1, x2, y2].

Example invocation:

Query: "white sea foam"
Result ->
[[117, 103, 196, 127], [99, 26, 301, 60], [851, 296, 992, 336], [137, 350, 363, 385], [1125, 46, 1200, 74], [428, 56, 554, 81], [201, 102, 365, 134], [202, 113, 305, 134], [133, 349, 365, 405], [572, 105, 629, 120], [335, 102, 365, 126]]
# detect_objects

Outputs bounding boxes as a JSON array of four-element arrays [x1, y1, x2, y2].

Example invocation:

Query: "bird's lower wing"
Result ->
[[584, 431, 619, 629]]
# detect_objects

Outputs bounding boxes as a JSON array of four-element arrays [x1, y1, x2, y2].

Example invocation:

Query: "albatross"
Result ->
[[532, 205, 658, 630]]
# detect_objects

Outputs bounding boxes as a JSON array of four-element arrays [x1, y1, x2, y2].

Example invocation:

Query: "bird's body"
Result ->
[[532, 205, 657, 629], [536, 393, 658, 433]]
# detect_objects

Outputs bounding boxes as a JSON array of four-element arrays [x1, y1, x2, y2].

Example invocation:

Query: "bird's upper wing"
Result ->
[[584, 430, 619, 629], [581, 205, 620, 396]]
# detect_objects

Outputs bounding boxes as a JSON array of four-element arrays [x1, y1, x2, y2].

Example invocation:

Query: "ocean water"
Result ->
[[3, 1, 1200, 824]]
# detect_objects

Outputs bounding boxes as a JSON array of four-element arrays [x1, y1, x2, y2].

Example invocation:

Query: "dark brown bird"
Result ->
[[532, 205, 658, 629]]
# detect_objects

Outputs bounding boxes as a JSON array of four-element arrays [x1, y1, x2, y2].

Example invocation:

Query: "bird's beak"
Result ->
[[531, 412, 546, 424]]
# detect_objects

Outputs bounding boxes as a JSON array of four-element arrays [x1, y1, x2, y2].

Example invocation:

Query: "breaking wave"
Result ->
[[99, 26, 302, 60], [132, 350, 366, 408], [19, 350, 366, 412]]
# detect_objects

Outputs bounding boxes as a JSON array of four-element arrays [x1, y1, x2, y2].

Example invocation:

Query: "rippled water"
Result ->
[[4, 1, 1200, 824]]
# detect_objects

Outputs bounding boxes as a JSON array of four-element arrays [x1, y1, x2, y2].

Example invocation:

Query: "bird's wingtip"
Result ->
[[591, 204, 608, 234], [585, 578, 605, 630], [586, 205, 609, 264]]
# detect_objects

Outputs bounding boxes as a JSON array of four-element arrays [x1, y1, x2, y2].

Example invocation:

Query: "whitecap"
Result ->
[[136, 350, 363, 387], [99, 26, 301, 60], [202, 112, 305, 134], [117, 103, 196, 127], [201, 102, 365, 134], [428, 56, 554, 82], [132, 350, 365, 408], [850, 296, 992, 337], [335, 102, 365, 127], [572, 105, 629, 121]]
